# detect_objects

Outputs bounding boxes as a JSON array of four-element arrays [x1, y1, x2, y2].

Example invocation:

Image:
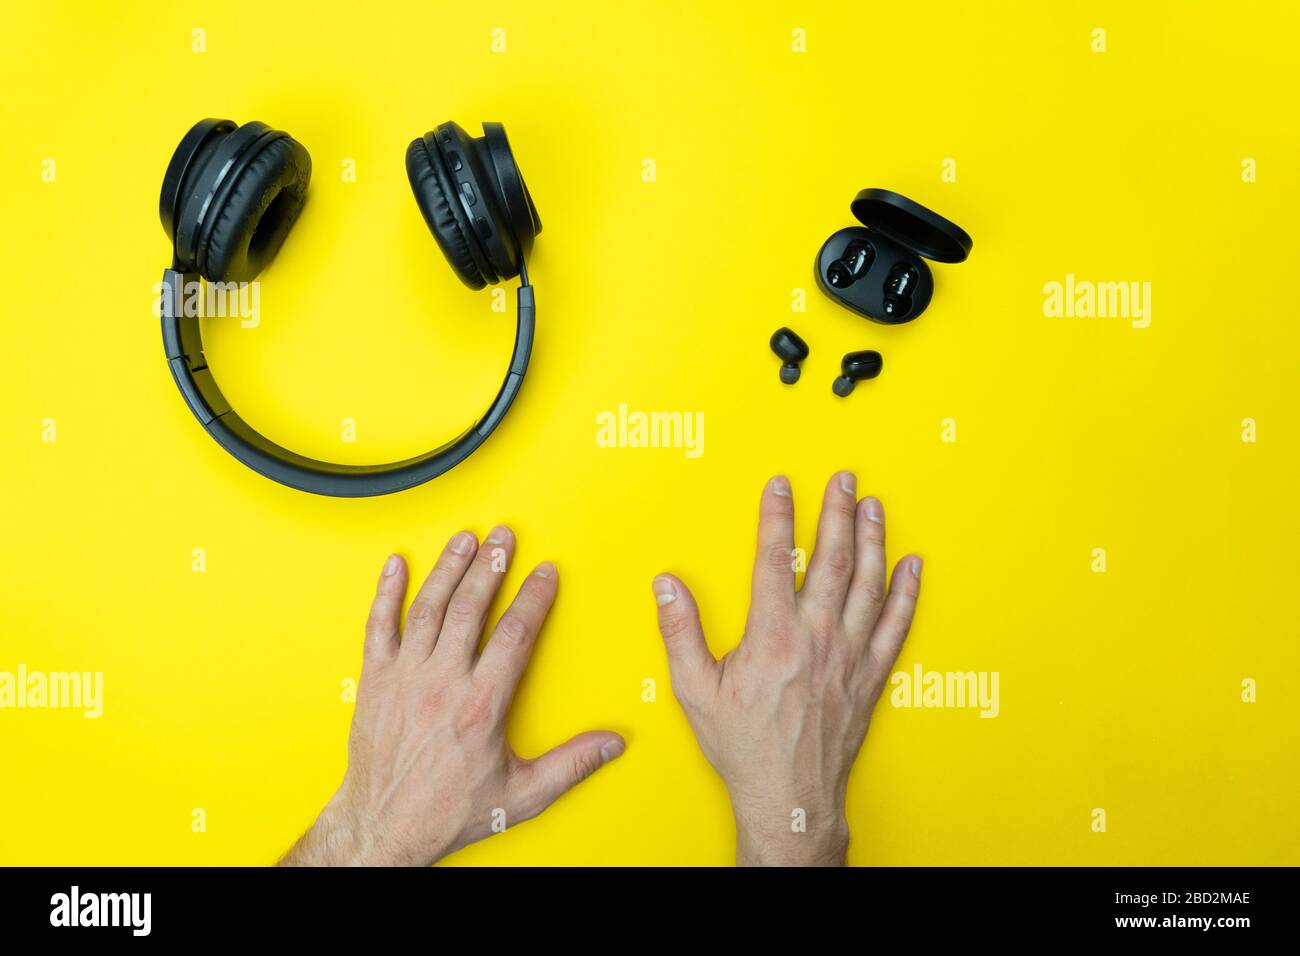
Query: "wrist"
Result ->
[[281, 791, 420, 867], [730, 793, 849, 867]]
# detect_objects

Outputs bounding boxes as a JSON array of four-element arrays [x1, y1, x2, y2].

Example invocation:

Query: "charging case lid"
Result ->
[[850, 188, 972, 263]]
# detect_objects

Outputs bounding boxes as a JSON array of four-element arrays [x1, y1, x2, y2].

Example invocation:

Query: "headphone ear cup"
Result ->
[[160, 118, 237, 249], [480, 122, 541, 271], [200, 135, 310, 283], [406, 137, 486, 290]]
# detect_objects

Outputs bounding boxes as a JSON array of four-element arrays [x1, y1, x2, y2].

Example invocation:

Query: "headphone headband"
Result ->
[[158, 117, 540, 497], [161, 266, 535, 497]]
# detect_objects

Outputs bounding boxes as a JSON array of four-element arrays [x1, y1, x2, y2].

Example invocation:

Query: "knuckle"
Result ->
[[892, 575, 921, 604], [519, 574, 553, 602], [857, 580, 886, 610], [867, 633, 906, 675], [451, 692, 495, 736], [658, 611, 696, 641], [431, 559, 463, 583], [494, 613, 531, 648], [830, 498, 857, 520], [750, 609, 794, 646], [763, 544, 795, 572], [762, 497, 794, 519], [416, 685, 447, 723], [859, 520, 885, 545], [444, 594, 481, 627], [569, 749, 603, 784], [891, 596, 919, 628], [807, 606, 839, 641], [822, 547, 855, 577], [406, 600, 440, 631], [762, 619, 796, 651]]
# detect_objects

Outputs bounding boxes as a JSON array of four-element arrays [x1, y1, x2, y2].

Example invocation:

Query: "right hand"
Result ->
[[651, 473, 922, 866]]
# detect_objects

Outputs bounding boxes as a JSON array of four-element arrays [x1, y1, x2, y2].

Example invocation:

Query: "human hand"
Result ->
[[652, 473, 921, 866], [281, 528, 625, 866]]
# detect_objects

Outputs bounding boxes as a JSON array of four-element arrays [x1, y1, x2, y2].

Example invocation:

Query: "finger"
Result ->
[[865, 555, 923, 690], [652, 574, 719, 701], [802, 471, 859, 611], [748, 475, 796, 622], [363, 554, 408, 665], [510, 732, 625, 823], [475, 562, 558, 698], [843, 496, 887, 634], [431, 525, 516, 670], [398, 530, 477, 663]]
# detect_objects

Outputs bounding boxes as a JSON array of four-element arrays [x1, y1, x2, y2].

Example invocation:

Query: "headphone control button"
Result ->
[[447, 150, 463, 171], [460, 182, 478, 206]]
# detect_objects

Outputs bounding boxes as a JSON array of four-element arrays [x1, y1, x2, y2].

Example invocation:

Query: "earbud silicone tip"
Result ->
[[770, 327, 809, 385], [832, 349, 883, 396]]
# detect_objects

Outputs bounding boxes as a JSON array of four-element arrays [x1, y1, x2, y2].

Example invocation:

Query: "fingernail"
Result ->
[[449, 532, 474, 555], [601, 739, 625, 763], [770, 475, 791, 497], [863, 497, 884, 523], [382, 554, 401, 577], [485, 525, 511, 545], [652, 576, 677, 605], [911, 556, 923, 578], [534, 561, 555, 578], [839, 471, 856, 495]]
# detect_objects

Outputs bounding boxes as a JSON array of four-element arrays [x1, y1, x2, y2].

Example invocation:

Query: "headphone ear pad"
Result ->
[[406, 137, 485, 290], [201, 136, 310, 283]]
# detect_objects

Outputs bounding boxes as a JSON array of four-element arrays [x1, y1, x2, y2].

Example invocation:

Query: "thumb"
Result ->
[[652, 574, 718, 698], [511, 731, 624, 822]]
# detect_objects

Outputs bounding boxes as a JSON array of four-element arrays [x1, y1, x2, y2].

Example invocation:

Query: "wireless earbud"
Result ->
[[832, 350, 883, 396], [826, 239, 875, 289], [769, 327, 809, 384], [882, 262, 919, 319]]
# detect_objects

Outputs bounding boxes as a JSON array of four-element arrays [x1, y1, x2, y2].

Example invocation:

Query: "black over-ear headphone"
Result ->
[[159, 118, 542, 497]]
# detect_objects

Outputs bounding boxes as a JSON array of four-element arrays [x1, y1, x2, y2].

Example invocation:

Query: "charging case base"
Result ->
[[814, 188, 972, 325], [815, 227, 933, 324]]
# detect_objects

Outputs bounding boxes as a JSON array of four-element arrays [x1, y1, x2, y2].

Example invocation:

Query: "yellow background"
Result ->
[[1, 1, 1297, 865]]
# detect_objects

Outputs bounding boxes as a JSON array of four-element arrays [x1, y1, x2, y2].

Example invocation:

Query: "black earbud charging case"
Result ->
[[815, 188, 972, 324]]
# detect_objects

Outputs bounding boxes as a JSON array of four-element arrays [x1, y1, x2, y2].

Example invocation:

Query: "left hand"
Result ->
[[280, 527, 625, 866]]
